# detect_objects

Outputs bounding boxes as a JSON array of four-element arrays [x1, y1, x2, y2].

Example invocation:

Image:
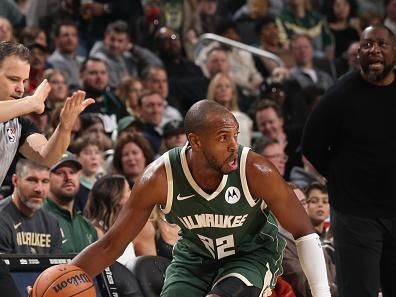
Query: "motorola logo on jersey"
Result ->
[[225, 187, 240, 204]]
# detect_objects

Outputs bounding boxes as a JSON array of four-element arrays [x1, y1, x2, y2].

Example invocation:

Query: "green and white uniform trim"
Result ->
[[160, 145, 286, 297]]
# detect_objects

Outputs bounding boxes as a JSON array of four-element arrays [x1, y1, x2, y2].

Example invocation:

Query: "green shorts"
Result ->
[[161, 235, 286, 297]]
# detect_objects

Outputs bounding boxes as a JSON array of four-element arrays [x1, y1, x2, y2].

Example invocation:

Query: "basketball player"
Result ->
[[66, 100, 331, 297]]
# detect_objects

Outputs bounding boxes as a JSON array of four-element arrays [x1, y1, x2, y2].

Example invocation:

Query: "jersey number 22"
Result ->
[[198, 234, 236, 259]]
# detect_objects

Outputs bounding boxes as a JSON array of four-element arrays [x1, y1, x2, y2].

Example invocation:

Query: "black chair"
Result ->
[[126, 256, 171, 297], [110, 261, 145, 297]]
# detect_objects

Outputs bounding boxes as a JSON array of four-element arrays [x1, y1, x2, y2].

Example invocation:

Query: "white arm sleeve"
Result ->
[[295, 233, 331, 297]]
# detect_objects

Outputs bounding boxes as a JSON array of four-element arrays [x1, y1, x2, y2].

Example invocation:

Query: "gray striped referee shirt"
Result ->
[[0, 117, 38, 185]]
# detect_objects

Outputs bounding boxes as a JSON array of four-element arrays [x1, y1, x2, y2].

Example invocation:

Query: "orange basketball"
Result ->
[[31, 264, 96, 297]]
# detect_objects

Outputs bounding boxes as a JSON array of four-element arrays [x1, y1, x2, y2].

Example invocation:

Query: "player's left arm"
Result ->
[[246, 150, 331, 297]]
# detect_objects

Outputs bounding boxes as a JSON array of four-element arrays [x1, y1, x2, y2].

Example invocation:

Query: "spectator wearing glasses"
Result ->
[[335, 40, 360, 77], [254, 99, 302, 179], [141, 65, 183, 125], [43, 69, 69, 110], [253, 136, 288, 177]]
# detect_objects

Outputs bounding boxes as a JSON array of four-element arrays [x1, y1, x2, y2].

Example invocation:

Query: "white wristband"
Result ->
[[295, 233, 331, 297]]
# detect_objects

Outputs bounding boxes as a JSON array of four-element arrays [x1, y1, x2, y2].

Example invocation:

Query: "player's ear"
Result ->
[[187, 133, 201, 149]]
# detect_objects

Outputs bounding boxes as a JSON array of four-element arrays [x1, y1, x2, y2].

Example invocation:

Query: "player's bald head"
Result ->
[[184, 99, 231, 135]]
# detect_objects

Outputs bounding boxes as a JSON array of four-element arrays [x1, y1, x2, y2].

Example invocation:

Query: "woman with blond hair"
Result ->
[[206, 73, 253, 146], [43, 69, 69, 109], [0, 17, 15, 42], [115, 76, 143, 116]]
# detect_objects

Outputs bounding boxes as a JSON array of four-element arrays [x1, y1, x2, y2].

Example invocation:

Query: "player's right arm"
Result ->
[[70, 157, 168, 278], [247, 151, 331, 297], [0, 79, 50, 123]]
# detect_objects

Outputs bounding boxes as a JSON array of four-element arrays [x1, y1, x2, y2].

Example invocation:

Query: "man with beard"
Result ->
[[47, 20, 85, 91], [154, 26, 204, 80], [154, 27, 206, 114], [43, 152, 97, 253], [302, 24, 396, 297], [65, 100, 331, 297], [80, 57, 128, 134], [0, 159, 62, 254], [90, 20, 162, 88]]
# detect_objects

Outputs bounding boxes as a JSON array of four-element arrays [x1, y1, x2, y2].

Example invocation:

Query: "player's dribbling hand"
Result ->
[[59, 90, 95, 132], [27, 79, 51, 114]]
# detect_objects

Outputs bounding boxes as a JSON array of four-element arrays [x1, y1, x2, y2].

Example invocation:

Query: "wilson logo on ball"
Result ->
[[52, 273, 91, 293]]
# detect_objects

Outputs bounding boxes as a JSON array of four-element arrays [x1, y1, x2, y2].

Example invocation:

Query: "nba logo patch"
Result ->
[[225, 187, 241, 204], [7, 128, 16, 143]]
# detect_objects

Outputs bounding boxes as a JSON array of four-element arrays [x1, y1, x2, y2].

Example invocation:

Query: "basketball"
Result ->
[[31, 264, 96, 297]]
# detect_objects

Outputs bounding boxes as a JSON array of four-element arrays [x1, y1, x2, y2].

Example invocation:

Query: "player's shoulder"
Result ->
[[245, 149, 277, 176], [139, 154, 168, 186], [133, 154, 169, 206]]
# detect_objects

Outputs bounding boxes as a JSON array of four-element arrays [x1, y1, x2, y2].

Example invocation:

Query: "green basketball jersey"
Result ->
[[162, 145, 282, 261]]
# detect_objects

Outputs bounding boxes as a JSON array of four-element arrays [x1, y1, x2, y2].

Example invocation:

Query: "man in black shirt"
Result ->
[[0, 159, 62, 254], [302, 24, 396, 297]]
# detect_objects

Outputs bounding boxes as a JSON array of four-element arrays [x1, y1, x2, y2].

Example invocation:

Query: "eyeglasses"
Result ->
[[263, 153, 288, 162]]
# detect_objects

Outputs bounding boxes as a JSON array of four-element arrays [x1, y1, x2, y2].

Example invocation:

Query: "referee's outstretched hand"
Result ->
[[58, 90, 95, 132], [26, 79, 51, 115]]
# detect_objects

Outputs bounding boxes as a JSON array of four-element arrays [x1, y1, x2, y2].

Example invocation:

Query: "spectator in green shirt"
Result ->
[[43, 152, 98, 253]]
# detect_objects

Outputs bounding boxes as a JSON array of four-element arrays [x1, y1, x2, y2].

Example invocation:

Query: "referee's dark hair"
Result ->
[[0, 41, 30, 66]]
